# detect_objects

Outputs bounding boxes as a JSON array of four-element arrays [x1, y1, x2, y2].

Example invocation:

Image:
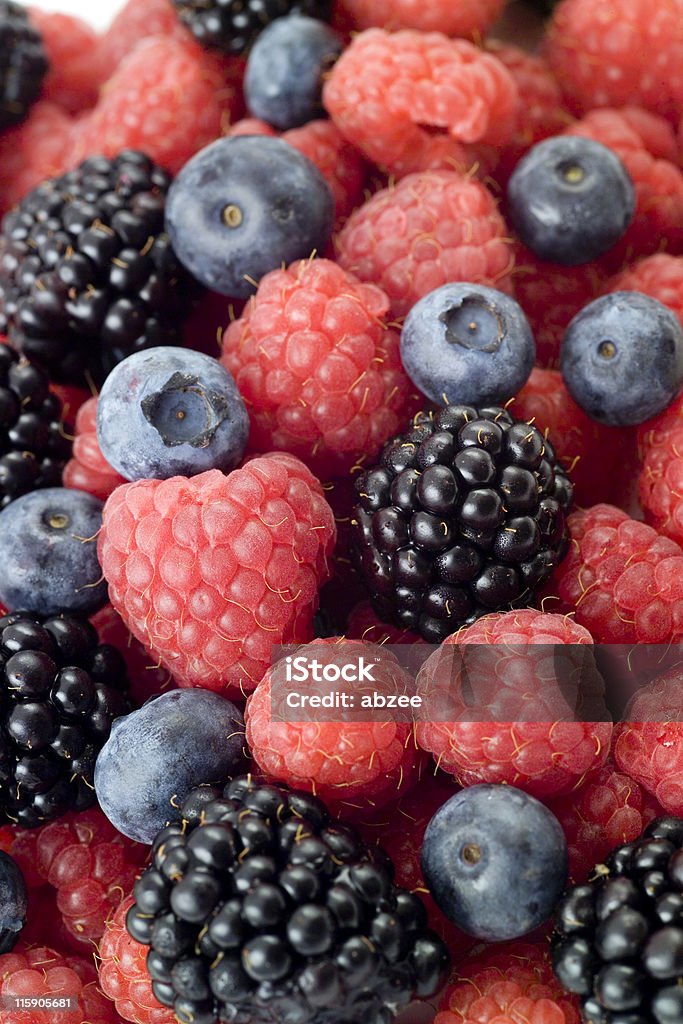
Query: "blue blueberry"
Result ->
[[0, 852, 27, 953], [507, 136, 635, 265], [560, 291, 683, 426], [400, 283, 535, 407], [96, 347, 249, 481], [0, 487, 107, 616], [421, 783, 568, 941], [165, 135, 335, 298], [94, 689, 245, 843], [245, 15, 342, 130]]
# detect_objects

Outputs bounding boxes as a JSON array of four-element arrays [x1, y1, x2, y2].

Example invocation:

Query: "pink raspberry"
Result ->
[[98, 455, 335, 697], [220, 259, 419, 475], [95, 0, 185, 81], [606, 254, 683, 332], [28, 9, 103, 114], [336, 169, 514, 319], [323, 29, 518, 177], [346, 599, 424, 644], [62, 397, 126, 503], [547, 764, 662, 881], [545, 0, 683, 123], [99, 897, 174, 1024], [551, 504, 683, 644], [415, 611, 612, 799], [638, 394, 683, 544], [0, 101, 72, 216], [0, 945, 120, 1024], [335, 0, 505, 37]]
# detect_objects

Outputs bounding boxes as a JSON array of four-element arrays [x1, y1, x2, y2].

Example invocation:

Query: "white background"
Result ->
[[20, 0, 126, 29]]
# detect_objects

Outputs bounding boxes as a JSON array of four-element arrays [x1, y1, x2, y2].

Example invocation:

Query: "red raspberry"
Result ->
[[0, 101, 72, 216], [19, 886, 87, 956], [220, 259, 419, 474], [436, 941, 580, 1024], [0, 945, 120, 1024], [336, 169, 515, 319], [638, 397, 683, 544], [511, 367, 637, 508], [28, 9, 103, 114], [62, 397, 126, 503], [323, 29, 518, 177], [605, 253, 683, 332], [90, 604, 175, 708], [99, 897, 174, 1024], [564, 108, 683, 263], [335, 0, 505, 37], [545, 0, 683, 123], [551, 504, 683, 644], [547, 764, 661, 882], [98, 455, 336, 697], [346, 599, 424, 644], [245, 637, 425, 812], [70, 34, 239, 176], [415, 610, 612, 799], [96, 0, 184, 81]]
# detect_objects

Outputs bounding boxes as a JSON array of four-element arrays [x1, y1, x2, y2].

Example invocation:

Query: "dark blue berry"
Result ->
[[507, 136, 635, 265], [560, 291, 683, 425], [0, 488, 107, 616], [421, 783, 568, 941], [96, 347, 249, 481], [0, 851, 27, 953], [400, 284, 535, 407], [244, 15, 342, 130], [165, 136, 334, 298]]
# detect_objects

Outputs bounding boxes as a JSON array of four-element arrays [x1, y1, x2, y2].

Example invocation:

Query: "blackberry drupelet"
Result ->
[[0, 345, 72, 510], [0, 1, 48, 130], [0, 150, 200, 386], [171, 0, 333, 55], [553, 817, 683, 1024], [126, 777, 449, 1024], [349, 406, 573, 642], [0, 611, 131, 828]]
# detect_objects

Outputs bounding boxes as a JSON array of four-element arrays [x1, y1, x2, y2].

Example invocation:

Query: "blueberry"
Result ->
[[94, 690, 245, 843], [400, 284, 535, 407], [96, 347, 249, 481], [507, 136, 635, 265], [0, 851, 27, 953], [245, 15, 342, 130], [560, 291, 683, 426], [165, 136, 334, 298], [421, 783, 568, 941], [0, 488, 107, 615]]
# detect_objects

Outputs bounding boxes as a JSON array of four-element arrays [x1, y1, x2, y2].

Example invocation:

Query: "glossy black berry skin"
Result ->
[[349, 406, 573, 642], [553, 817, 683, 1024], [0, 611, 131, 828], [127, 777, 450, 1024], [171, 0, 333, 55], [0, 1, 47, 130], [0, 151, 200, 386]]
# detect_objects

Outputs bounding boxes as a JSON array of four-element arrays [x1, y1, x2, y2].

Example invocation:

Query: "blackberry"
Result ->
[[552, 817, 683, 1024], [0, 611, 131, 828], [0, 150, 200, 387], [0, 345, 72, 510], [171, 0, 333, 56], [0, 1, 48, 131], [349, 406, 573, 642], [127, 777, 449, 1024]]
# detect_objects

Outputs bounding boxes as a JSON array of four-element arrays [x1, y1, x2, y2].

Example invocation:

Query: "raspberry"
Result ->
[[335, 0, 505, 37], [415, 610, 612, 799], [99, 898, 174, 1024], [70, 34, 239, 176], [564, 108, 683, 263], [0, 101, 72, 217], [90, 604, 174, 708], [436, 942, 581, 1024], [545, 0, 683, 123], [28, 9, 103, 114], [19, 886, 86, 956], [62, 397, 126, 503], [336, 170, 514, 319], [95, 0, 184, 81], [220, 259, 418, 474], [323, 29, 518, 177], [547, 764, 662, 882], [0, 945, 120, 1024], [511, 367, 637, 508], [98, 455, 336, 697], [346, 599, 424, 644], [638, 397, 683, 544], [551, 503, 683, 644], [605, 253, 683, 333]]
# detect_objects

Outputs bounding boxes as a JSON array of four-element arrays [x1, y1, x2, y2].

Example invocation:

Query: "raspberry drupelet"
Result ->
[[638, 393, 683, 545], [99, 897, 175, 1024], [62, 397, 126, 503]]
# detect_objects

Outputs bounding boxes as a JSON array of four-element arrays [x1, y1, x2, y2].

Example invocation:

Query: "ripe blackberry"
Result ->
[[0, 1, 48, 130], [553, 817, 683, 1024], [0, 611, 131, 828], [0, 345, 72, 509], [126, 776, 449, 1024], [350, 406, 573, 642], [0, 150, 199, 386], [171, 0, 333, 56]]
